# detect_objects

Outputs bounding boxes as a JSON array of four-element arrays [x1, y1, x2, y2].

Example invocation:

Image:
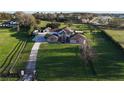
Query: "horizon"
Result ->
[[2, 11, 124, 14]]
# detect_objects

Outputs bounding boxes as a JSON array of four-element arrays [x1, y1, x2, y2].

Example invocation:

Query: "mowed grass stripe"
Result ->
[[9, 41, 27, 73], [0, 28, 19, 64], [0, 40, 27, 74], [0, 41, 21, 68], [0, 41, 23, 74], [6, 41, 27, 74]]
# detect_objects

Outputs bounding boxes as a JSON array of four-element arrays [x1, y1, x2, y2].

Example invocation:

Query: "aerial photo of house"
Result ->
[[1, 11, 124, 81]]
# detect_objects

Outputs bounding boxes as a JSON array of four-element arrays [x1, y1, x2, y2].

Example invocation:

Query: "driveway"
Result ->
[[22, 33, 45, 81], [32, 32, 46, 42]]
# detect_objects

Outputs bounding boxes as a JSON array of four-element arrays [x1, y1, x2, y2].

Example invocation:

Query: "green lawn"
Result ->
[[69, 24, 89, 31], [36, 43, 96, 80], [86, 30, 124, 80], [104, 30, 124, 48], [0, 28, 19, 65], [0, 28, 34, 80], [38, 20, 51, 27]]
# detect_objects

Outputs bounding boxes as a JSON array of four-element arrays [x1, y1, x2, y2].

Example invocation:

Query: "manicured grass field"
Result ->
[[36, 43, 96, 80], [86, 30, 124, 80], [104, 30, 124, 48], [0, 28, 34, 80], [68, 24, 89, 31], [0, 29, 19, 66]]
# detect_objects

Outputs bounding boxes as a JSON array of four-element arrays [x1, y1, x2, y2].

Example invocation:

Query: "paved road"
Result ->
[[22, 42, 41, 81]]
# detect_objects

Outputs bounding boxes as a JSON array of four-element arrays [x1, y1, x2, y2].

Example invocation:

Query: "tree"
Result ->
[[15, 11, 36, 35], [0, 12, 12, 20], [79, 38, 96, 75], [108, 18, 124, 28], [46, 22, 60, 29], [36, 19, 41, 24]]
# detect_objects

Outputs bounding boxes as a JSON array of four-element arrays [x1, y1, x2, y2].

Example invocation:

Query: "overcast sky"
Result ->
[[0, 0, 124, 13]]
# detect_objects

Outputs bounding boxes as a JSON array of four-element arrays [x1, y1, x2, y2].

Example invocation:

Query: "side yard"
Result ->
[[36, 43, 96, 80], [104, 30, 124, 48], [0, 28, 34, 80], [0, 29, 19, 65], [87, 30, 124, 80]]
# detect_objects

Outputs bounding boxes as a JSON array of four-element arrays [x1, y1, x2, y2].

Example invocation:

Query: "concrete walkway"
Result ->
[[22, 42, 41, 81]]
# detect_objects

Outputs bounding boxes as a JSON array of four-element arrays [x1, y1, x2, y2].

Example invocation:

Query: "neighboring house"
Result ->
[[58, 14, 65, 19], [47, 35, 59, 43], [119, 15, 124, 18], [77, 15, 81, 19], [0, 20, 18, 28], [70, 34, 86, 44], [90, 16, 112, 25], [81, 18, 89, 23]]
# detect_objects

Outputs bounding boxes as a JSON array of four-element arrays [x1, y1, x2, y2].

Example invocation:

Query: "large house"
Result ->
[[33, 26, 85, 44]]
